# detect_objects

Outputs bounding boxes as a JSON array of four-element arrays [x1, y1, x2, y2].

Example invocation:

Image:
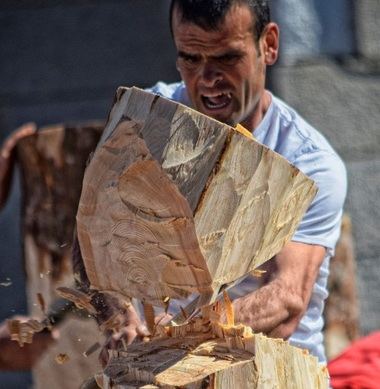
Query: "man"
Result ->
[[132, 0, 345, 365]]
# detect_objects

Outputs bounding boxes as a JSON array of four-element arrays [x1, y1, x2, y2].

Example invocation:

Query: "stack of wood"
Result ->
[[69, 88, 328, 388]]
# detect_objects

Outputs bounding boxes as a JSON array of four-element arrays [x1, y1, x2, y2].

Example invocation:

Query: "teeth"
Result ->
[[201, 92, 232, 110], [203, 92, 231, 98]]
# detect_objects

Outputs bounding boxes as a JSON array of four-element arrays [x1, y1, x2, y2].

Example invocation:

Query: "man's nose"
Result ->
[[200, 61, 223, 87]]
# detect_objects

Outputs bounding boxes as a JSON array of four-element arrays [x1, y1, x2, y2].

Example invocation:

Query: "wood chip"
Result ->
[[180, 305, 188, 320], [143, 302, 155, 335], [37, 292, 46, 314], [235, 123, 253, 139], [83, 342, 101, 357], [163, 297, 170, 314], [56, 286, 96, 314], [223, 291, 234, 326], [55, 353, 69, 364], [251, 269, 267, 278], [7, 318, 46, 347]]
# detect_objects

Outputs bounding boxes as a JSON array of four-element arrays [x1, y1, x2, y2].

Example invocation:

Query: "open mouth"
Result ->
[[201, 92, 232, 110]]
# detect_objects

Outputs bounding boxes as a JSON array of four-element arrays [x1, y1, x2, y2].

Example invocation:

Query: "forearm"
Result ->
[[233, 277, 304, 339]]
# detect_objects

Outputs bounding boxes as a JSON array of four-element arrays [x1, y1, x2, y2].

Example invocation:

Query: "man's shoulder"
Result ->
[[268, 94, 343, 165], [146, 81, 190, 106]]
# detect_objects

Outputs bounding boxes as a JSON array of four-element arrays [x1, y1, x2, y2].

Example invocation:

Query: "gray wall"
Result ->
[[271, 0, 380, 335]]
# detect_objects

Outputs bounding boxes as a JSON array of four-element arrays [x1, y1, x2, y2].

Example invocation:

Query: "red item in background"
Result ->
[[328, 331, 380, 389]]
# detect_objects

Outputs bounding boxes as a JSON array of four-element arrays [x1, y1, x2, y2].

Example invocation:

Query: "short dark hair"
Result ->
[[169, 0, 271, 42]]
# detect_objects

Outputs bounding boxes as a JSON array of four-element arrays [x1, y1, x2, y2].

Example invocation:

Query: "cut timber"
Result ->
[[94, 296, 328, 388], [98, 326, 328, 388], [15, 123, 104, 389], [77, 87, 317, 307]]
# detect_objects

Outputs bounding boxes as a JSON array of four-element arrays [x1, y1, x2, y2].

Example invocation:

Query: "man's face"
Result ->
[[172, 4, 269, 127]]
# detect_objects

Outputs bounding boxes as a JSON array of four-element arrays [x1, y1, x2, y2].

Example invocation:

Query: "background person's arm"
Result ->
[[0, 123, 36, 209]]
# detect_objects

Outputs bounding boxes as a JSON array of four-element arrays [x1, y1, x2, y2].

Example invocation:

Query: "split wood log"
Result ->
[[97, 323, 329, 388], [15, 122, 104, 389], [93, 288, 328, 388], [77, 87, 318, 309]]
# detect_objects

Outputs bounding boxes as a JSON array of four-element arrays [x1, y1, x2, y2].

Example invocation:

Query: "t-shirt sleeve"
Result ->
[[291, 149, 347, 255], [145, 81, 186, 102]]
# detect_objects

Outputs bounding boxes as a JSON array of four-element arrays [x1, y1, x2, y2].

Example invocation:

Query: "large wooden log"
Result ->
[[97, 321, 329, 388], [77, 87, 317, 308], [16, 123, 104, 389]]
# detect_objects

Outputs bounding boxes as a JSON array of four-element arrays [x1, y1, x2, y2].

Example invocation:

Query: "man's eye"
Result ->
[[219, 54, 241, 65], [178, 52, 201, 66], [183, 55, 199, 64]]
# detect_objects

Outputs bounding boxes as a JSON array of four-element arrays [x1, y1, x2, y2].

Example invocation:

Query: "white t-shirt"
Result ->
[[147, 81, 347, 364]]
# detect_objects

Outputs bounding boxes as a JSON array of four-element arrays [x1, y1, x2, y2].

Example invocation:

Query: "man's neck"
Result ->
[[241, 90, 272, 132]]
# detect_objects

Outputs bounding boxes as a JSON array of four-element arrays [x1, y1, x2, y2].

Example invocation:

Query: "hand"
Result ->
[[154, 311, 173, 326], [99, 305, 149, 368], [0, 316, 58, 371]]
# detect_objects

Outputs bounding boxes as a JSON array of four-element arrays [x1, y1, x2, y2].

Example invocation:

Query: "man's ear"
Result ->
[[261, 22, 279, 65]]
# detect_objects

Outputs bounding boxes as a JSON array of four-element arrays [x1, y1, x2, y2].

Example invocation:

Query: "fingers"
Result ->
[[136, 323, 150, 338], [99, 323, 150, 368], [154, 312, 173, 326]]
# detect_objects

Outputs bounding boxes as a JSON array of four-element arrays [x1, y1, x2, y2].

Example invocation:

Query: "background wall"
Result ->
[[0, 1, 379, 387], [0, 1, 177, 387], [271, 0, 380, 336]]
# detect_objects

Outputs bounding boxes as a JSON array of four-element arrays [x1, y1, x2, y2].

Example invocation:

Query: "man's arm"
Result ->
[[233, 241, 326, 339]]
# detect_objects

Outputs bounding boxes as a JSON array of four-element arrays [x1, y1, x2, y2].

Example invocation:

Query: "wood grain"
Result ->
[[78, 87, 317, 307], [100, 331, 328, 388]]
